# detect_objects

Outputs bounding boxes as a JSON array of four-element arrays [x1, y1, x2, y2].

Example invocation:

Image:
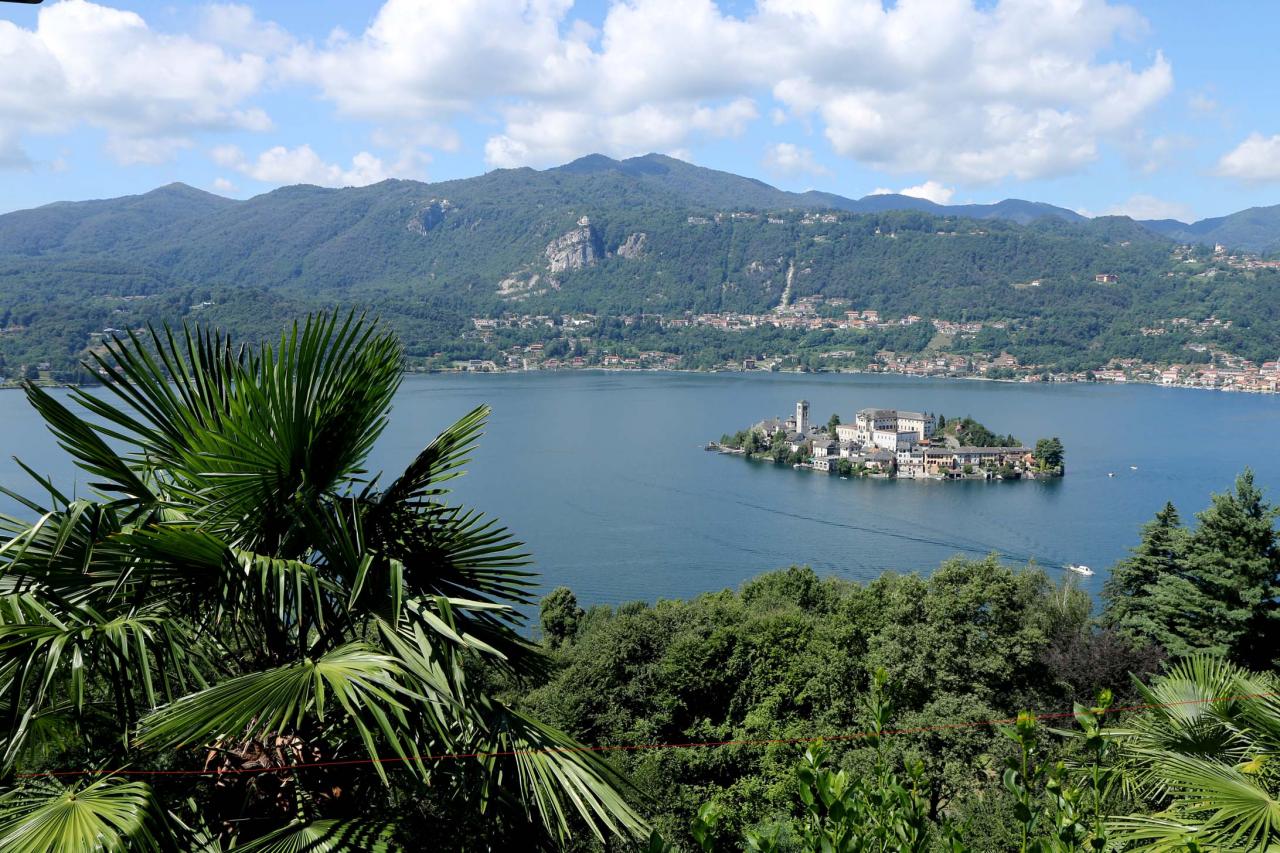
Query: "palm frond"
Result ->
[[380, 504, 537, 608], [63, 313, 402, 545], [234, 817, 398, 852], [486, 706, 649, 844], [377, 405, 490, 508], [0, 591, 206, 763], [135, 643, 423, 783], [19, 384, 155, 507], [1147, 750, 1280, 848], [1106, 814, 1207, 851], [0, 774, 169, 852]]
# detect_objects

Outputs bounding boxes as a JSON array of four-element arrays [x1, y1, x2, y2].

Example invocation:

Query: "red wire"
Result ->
[[15, 691, 1274, 779]]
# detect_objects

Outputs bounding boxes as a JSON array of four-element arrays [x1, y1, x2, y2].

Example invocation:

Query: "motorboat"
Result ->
[[1066, 564, 1094, 576]]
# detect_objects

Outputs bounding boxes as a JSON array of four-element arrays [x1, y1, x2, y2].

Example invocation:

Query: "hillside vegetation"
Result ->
[[1, 155, 1277, 379]]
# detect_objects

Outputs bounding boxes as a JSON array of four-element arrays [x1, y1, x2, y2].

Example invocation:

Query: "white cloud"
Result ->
[[0, 129, 32, 170], [0, 0, 270, 167], [1188, 92, 1218, 116], [1216, 133, 1280, 183], [1103, 193, 1194, 222], [484, 98, 757, 168], [870, 181, 956, 205], [284, 0, 1173, 182], [104, 135, 194, 166], [211, 143, 424, 188], [211, 176, 236, 193], [199, 3, 293, 55], [1130, 133, 1191, 175], [762, 142, 829, 177]]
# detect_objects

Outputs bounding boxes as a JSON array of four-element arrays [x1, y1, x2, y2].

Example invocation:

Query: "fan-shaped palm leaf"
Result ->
[[0, 775, 168, 852], [135, 643, 424, 782], [1110, 654, 1280, 849], [232, 817, 397, 852]]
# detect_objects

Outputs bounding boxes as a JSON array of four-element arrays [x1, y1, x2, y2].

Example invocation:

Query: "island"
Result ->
[[713, 400, 1064, 480]]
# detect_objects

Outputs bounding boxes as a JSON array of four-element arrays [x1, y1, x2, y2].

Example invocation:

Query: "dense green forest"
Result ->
[[2, 155, 1278, 380]]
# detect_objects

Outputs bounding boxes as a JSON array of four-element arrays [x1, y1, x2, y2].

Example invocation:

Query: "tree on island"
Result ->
[[1034, 437, 1065, 471], [826, 413, 841, 435]]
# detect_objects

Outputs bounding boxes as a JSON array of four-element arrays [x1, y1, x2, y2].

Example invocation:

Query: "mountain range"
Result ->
[[4, 153, 1279, 257], [0, 153, 1277, 378]]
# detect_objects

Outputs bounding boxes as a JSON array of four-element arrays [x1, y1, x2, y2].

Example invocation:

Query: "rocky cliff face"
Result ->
[[406, 199, 453, 234], [545, 216, 602, 272], [616, 231, 648, 259]]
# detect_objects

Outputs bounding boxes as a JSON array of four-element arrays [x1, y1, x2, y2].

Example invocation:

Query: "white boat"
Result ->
[[1130, 465, 1138, 470], [1066, 564, 1094, 576], [1107, 472, 1115, 477]]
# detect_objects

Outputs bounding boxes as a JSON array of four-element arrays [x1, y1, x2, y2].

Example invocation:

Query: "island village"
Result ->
[[714, 401, 1065, 480]]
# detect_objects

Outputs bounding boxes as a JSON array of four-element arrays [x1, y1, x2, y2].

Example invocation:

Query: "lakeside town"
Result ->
[[452, 304, 1280, 393], [711, 401, 1065, 480], [441, 239, 1280, 393]]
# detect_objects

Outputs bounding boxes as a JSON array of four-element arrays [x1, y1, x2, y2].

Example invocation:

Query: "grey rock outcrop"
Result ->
[[616, 232, 648, 259], [406, 199, 453, 234], [545, 216, 602, 272]]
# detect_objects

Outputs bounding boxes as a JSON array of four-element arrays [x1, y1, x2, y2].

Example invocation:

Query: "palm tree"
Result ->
[[0, 313, 645, 850], [1109, 654, 1280, 849]]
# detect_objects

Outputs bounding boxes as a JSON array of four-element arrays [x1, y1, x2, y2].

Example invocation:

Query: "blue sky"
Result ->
[[1, 0, 1278, 220]]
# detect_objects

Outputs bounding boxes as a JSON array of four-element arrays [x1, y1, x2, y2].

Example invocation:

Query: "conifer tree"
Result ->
[[1181, 469, 1279, 668], [1102, 472, 1278, 666], [1102, 501, 1189, 649]]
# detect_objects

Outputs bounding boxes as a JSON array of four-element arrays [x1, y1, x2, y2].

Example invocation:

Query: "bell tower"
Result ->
[[795, 400, 809, 434]]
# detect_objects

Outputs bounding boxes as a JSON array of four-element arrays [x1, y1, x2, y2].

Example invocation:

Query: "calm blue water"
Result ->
[[3, 372, 1278, 606]]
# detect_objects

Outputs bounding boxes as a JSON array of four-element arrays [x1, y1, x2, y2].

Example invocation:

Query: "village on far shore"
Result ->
[[712, 401, 1065, 480]]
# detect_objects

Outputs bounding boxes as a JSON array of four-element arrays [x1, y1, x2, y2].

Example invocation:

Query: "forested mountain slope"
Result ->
[[0, 154, 1277, 377], [1139, 203, 1280, 254]]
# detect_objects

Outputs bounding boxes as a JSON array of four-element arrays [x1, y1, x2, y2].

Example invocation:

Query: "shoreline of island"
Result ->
[[710, 402, 1065, 482]]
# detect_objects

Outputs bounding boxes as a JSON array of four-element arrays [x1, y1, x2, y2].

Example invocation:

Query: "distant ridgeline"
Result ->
[[715, 401, 1065, 480], [0, 153, 1278, 381]]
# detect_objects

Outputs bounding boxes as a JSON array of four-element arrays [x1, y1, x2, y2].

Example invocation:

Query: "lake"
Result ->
[[2, 372, 1278, 607]]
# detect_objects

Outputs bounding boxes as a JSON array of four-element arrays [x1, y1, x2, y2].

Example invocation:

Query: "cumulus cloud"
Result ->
[[211, 177, 237, 193], [104, 136, 194, 166], [762, 142, 829, 177], [1103, 193, 1194, 222], [284, 0, 1173, 182], [199, 3, 294, 55], [1216, 133, 1280, 183], [0, 0, 271, 167], [1188, 92, 1218, 116], [211, 144, 400, 187], [870, 181, 956, 205], [0, 130, 33, 170], [484, 98, 758, 168]]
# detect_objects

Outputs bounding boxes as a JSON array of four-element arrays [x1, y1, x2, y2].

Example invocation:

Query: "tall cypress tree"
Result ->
[[1102, 501, 1189, 649]]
